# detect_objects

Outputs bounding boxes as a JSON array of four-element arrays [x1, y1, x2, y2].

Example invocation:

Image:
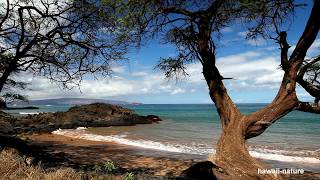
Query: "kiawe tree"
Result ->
[[0, 0, 133, 97], [95, 0, 320, 179]]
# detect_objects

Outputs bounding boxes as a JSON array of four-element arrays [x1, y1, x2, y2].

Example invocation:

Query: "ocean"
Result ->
[[7, 104, 320, 171]]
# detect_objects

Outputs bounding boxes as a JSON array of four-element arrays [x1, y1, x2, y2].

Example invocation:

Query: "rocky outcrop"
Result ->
[[3, 103, 161, 134], [5, 106, 39, 110]]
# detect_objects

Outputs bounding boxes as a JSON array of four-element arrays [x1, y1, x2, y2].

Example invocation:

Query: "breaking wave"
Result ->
[[19, 112, 40, 115], [52, 127, 320, 164]]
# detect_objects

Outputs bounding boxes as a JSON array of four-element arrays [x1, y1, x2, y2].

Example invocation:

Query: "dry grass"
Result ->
[[0, 147, 175, 180], [0, 148, 82, 180]]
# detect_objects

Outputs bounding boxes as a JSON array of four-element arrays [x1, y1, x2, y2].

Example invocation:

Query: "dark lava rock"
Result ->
[[181, 161, 217, 180], [11, 103, 162, 134], [6, 106, 39, 110]]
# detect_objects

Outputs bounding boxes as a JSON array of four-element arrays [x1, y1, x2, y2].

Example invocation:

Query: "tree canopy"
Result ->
[[0, 0, 137, 93]]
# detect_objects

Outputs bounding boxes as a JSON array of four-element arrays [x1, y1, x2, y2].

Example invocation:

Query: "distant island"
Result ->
[[11, 98, 142, 106]]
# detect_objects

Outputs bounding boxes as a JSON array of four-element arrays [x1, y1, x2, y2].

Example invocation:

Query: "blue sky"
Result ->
[[22, 2, 319, 104]]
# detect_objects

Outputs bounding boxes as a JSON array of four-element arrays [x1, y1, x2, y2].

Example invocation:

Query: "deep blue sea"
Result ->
[[6, 104, 320, 171]]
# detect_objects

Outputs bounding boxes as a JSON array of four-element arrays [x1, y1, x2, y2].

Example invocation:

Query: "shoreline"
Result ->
[[12, 133, 320, 179], [53, 127, 320, 172], [20, 133, 198, 176]]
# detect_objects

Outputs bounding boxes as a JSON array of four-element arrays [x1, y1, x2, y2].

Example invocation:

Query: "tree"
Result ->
[[96, 0, 320, 179], [0, 53, 29, 109], [0, 0, 132, 94]]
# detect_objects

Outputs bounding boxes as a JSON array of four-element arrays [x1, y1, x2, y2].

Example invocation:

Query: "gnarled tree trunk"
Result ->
[[196, 1, 320, 179], [215, 117, 281, 180]]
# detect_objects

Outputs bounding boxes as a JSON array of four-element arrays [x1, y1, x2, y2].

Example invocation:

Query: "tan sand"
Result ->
[[21, 133, 196, 176], [19, 133, 320, 179]]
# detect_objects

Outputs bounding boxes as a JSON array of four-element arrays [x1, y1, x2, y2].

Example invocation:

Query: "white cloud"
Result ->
[[17, 49, 286, 101], [131, 72, 148, 77], [112, 66, 126, 73], [184, 51, 283, 91], [171, 88, 186, 95], [221, 27, 233, 33], [18, 68, 189, 100]]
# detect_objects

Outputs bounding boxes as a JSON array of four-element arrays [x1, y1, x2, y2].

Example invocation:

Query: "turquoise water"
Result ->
[[7, 104, 320, 171]]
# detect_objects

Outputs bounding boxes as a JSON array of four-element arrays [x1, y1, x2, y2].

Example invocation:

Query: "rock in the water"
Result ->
[[12, 103, 162, 133], [181, 161, 217, 180]]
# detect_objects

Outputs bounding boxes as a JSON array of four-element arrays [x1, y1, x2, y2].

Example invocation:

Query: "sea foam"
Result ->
[[19, 112, 40, 115], [52, 128, 320, 164]]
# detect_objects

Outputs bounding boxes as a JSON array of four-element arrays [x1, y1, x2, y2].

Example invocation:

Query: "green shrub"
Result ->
[[124, 172, 134, 180], [94, 161, 117, 174], [103, 161, 116, 173]]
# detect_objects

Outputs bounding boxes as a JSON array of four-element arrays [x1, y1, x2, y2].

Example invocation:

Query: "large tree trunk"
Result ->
[[214, 117, 282, 180], [187, 1, 320, 179]]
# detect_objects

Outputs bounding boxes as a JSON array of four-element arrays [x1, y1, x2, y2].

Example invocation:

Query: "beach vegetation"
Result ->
[[102, 161, 117, 173], [94, 161, 117, 174], [124, 172, 134, 180], [0, 148, 83, 180]]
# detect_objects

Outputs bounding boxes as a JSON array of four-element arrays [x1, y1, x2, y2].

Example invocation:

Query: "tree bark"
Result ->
[[215, 116, 282, 180], [196, 14, 277, 180]]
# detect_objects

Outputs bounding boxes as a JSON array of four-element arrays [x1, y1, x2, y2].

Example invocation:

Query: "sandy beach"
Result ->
[[3, 133, 313, 180], [19, 133, 198, 177]]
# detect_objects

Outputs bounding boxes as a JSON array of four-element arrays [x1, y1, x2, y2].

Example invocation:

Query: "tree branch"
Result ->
[[297, 56, 320, 102], [290, 0, 320, 63], [295, 101, 320, 114], [279, 31, 290, 71], [244, 1, 320, 139]]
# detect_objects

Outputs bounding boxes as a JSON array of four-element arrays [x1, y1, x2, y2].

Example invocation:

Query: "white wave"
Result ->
[[249, 147, 319, 157], [52, 128, 213, 155], [249, 150, 320, 164], [52, 128, 320, 164], [19, 112, 39, 115]]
